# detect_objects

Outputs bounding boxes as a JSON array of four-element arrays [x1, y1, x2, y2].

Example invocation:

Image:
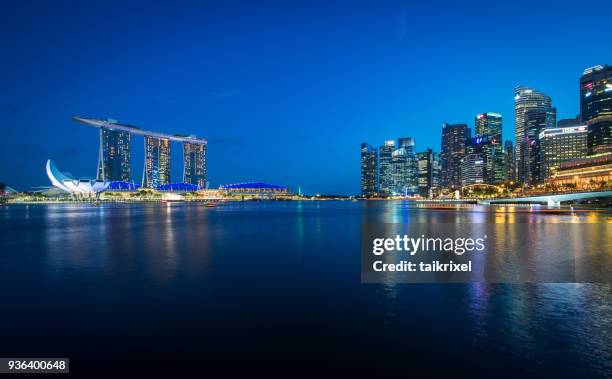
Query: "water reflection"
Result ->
[[39, 203, 218, 284], [0, 202, 609, 377], [466, 283, 611, 376]]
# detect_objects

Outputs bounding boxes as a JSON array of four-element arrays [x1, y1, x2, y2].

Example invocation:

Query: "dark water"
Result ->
[[0, 202, 610, 377]]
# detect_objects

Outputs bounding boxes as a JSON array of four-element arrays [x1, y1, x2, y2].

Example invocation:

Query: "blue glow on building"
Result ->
[[156, 182, 201, 192], [108, 181, 141, 191]]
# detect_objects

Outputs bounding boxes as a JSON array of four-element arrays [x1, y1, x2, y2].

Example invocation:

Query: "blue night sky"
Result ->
[[1, 0, 610, 194]]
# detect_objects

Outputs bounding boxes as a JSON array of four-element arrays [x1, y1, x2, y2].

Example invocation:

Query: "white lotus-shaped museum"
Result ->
[[46, 160, 110, 195]]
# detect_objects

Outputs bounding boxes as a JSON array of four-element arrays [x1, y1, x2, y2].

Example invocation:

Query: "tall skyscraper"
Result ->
[[539, 125, 588, 180], [397, 137, 418, 194], [580, 65, 612, 155], [143, 136, 171, 188], [417, 148, 440, 198], [97, 127, 131, 182], [378, 140, 395, 195], [523, 107, 556, 185], [466, 137, 499, 185], [504, 140, 515, 183], [73, 117, 208, 188], [360, 143, 378, 197], [440, 123, 469, 189], [391, 148, 407, 195], [390, 148, 417, 195], [514, 86, 554, 185], [183, 142, 207, 187], [460, 154, 484, 186], [474, 113, 504, 184], [475, 112, 502, 140], [398, 137, 415, 151]]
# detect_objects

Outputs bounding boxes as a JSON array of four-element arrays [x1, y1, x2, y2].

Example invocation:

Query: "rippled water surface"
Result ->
[[0, 202, 610, 377]]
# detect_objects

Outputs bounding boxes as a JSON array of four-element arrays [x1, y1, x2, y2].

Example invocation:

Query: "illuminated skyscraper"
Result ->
[[475, 112, 502, 140], [514, 86, 553, 184], [391, 148, 415, 195], [397, 137, 418, 194], [539, 125, 588, 180], [504, 140, 515, 182], [524, 107, 556, 185], [440, 123, 469, 189], [73, 117, 207, 188], [580, 65, 612, 154], [474, 113, 504, 184], [398, 137, 415, 151], [460, 154, 484, 186], [378, 140, 395, 195], [417, 148, 440, 197], [183, 142, 207, 187], [466, 137, 500, 185], [360, 143, 378, 196], [143, 136, 171, 188], [97, 126, 131, 182]]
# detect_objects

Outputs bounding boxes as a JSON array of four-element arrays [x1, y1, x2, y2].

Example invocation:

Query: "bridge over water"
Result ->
[[478, 190, 612, 206]]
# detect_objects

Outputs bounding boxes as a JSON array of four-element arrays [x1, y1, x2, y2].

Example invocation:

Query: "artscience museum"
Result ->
[[46, 160, 110, 196]]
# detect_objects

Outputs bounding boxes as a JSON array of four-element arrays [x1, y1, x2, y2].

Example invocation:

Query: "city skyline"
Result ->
[[1, 3, 610, 377], [1, 1, 611, 194], [361, 64, 611, 197]]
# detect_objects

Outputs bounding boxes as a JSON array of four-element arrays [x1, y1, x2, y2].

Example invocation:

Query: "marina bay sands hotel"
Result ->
[[73, 116, 207, 188]]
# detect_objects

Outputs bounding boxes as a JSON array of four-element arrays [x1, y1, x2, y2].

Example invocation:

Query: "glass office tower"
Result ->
[[143, 136, 171, 188], [475, 112, 502, 140], [391, 148, 414, 195], [523, 107, 556, 185], [474, 113, 504, 184], [504, 140, 515, 183], [460, 154, 485, 186], [466, 137, 499, 185], [378, 140, 395, 195], [514, 86, 553, 184], [183, 142, 207, 187], [360, 143, 378, 197], [417, 148, 440, 198], [440, 123, 469, 189], [398, 137, 416, 151], [539, 125, 588, 180], [580, 65, 612, 155], [397, 137, 418, 194], [97, 127, 131, 182]]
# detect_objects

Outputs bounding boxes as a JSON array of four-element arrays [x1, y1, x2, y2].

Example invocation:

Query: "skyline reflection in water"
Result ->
[[0, 201, 609, 377]]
